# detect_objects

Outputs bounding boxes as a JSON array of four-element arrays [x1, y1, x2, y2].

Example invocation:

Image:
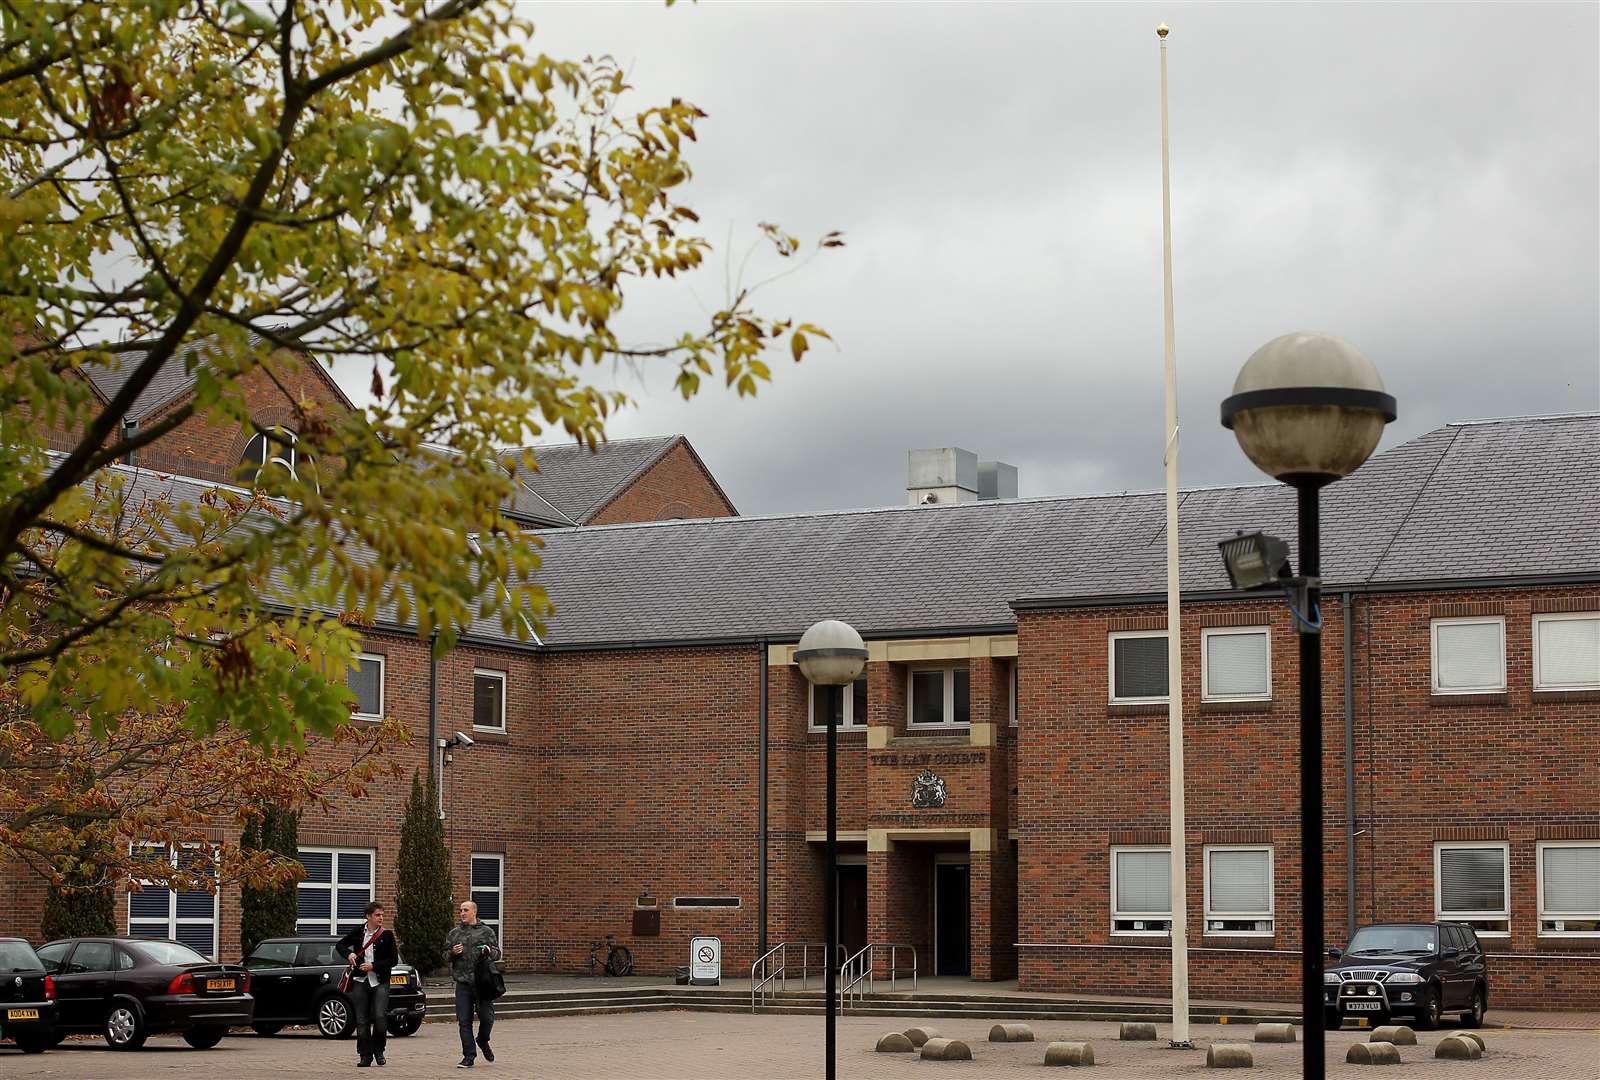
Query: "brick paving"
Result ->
[[4, 1011, 1597, 1079]]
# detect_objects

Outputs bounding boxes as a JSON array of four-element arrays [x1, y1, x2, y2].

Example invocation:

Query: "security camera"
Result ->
[[453, 731, 475, 748]]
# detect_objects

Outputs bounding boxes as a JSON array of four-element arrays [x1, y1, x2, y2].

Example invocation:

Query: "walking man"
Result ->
[[337, 901, 398, 1068], [447, 899, 502, 1068]]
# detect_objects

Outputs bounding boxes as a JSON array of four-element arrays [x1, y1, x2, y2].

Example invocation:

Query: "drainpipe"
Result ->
[[427, 628, 440, 788], [758, 638, 769, 958], [1342, 592, 1356, 940]]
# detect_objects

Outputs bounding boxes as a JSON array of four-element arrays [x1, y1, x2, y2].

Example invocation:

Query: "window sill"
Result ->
[[807, 729, 867, 743], [1427, 692, 1508, 706], [901, 724, 971, 736], [1535, 934, 1600, 949], [1202, 936, 1278, 948], [1532, 688, 1600, 703], [1107, 703, 1168, 717], [1198, 699, 1274, 714], [467, 729, 510, 744], [351, 714, 384, 723]]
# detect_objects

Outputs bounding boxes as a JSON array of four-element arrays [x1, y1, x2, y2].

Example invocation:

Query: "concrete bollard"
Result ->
[[1435, 1035, 1483, 1060], [1346, 1042, 1402, 1065], [920, 1038, 973, 1061], [1370, 1025, 1417, 1046], [1446, 1031, 1486, 1052], [875, 1032, 915, 1053], [1119, 1022, 1158, 1041], [989, 1023, 1035, 1042], [1043, 1041, 1095, 1067], [1253, 1023, 1296, 1043], [903, 1026, 941, 1048], [1206, 1043, 1254, 1068]]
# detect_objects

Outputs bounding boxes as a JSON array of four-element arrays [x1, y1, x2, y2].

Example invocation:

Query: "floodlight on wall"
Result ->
[[1218, 531, 1292, 591]]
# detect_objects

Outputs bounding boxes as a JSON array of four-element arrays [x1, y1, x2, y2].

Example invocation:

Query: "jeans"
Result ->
[[455, 981, 495, 1060], [349, 978, 389, 1061]]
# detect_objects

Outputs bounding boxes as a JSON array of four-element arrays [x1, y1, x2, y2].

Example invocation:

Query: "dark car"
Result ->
[[1323, 922, 1488, 1030], [0, 938, 57, 1054], [34, 937, 253, 1050], [243, 936, 427, 1039]]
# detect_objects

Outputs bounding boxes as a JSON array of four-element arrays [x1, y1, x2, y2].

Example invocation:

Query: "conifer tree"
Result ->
[[41, 823, 115, 939], [240, 805, 301, 955], [396, 773, 452, 974]]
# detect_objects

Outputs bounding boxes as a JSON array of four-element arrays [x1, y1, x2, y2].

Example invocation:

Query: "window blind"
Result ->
[[1115, 850, 1171, 915], [1439, 847, 1506, 913], [1542, 845, 1600, 914], [1536, 617, 1600, 689], [1114, 636, 1168, 700], [1209, 849, 1271, 913], [349, 658, 382, 714], [1434, 622, 1503, 691], [1206, 632, 1269, 698]]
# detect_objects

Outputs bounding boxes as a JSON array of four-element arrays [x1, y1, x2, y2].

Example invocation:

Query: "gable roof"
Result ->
[[79, 334, 355, 423], [499, 434, 732, 525], [521, 415, 1600, 648]]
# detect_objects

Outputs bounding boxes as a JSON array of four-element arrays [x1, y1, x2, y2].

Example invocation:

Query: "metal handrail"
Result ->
[[841, 942, 918, 1011], [750, 941, 826, 1012]]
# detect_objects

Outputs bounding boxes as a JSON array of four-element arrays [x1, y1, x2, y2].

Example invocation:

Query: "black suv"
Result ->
[[243, 936, 427, 1038], [1324, 922, 1488, 1030]]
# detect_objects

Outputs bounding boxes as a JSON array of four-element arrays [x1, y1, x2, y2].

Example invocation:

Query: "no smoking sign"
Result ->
[[689, 936, 721, 985]]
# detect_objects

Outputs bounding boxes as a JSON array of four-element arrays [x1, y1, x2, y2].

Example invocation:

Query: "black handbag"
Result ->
[[474, 950, 506, 1001]]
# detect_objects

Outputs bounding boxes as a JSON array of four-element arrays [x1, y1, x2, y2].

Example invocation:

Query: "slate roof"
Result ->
[[498, 435, 693, 525], [522, 415, 1600, 647]]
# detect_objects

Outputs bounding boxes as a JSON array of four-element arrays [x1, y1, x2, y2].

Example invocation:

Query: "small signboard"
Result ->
[[689, 936, 721, 986]]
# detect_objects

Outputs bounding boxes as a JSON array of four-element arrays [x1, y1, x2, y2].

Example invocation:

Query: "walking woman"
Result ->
[[337, 901, 398, 1068]]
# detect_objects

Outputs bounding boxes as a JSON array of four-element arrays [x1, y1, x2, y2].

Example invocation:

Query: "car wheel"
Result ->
[[104, 1003, 148, 1050], [389, 1017, 421, 1037], [1323, 1008, 1341, 1031], [317, 995, 354, 1038], [253, 1023, 284, 1037], [182, 1027, 226, 1050], [1461, 983, 1486, 1028], [1414, 986, 1442, 1030]]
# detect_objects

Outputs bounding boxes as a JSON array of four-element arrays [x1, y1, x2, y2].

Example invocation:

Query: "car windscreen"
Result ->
[[1346, 926, 1436, 955], [129, 940, 211, 966], [0, 940, 43, 971]]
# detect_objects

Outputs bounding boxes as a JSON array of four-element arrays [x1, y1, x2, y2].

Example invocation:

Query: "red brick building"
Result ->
[[8, 391, 1598, 1010]]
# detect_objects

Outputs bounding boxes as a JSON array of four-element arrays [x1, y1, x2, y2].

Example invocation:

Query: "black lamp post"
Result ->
[[1220, 332, 1395, 1080], [795, 619, 868, 1080]]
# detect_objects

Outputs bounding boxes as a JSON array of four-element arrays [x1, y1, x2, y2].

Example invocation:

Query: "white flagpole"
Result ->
[[1157, 21, 1193, 1050]]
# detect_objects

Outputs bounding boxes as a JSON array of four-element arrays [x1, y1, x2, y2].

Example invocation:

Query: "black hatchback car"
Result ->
[[1324, 922, 1488, 1030], [0, 938, 57, 1054], [243, 936, 427, 1038], [35, 937, 253, 1050]]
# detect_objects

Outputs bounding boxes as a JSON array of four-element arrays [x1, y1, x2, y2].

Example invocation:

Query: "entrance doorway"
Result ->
[[933, 862, 970, 976], [836, 864, 867, 966]]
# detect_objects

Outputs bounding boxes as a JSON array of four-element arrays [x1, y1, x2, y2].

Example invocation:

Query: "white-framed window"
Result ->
[[1008, 660, 1018, 727], [907, 665, 970, 727], [1201, 627, 1271, 702], [809, 674, 869, 730], [470, 854, 504, 937], [1109, 631, 1169, 704], [1111, 846, 1172, 935], [241, 426, 313, 485], [1430, 617, 1506, 695], [1537, 841, 1600, 936], [1532, 613, 1600, 692], [350, 653, 385, 719], [1435, 842, 1510, 936], [1203, 845, 1274, 935], [298, 848, 375, 937], [473, 669, 507, 732], [128, 843, 218, 959]]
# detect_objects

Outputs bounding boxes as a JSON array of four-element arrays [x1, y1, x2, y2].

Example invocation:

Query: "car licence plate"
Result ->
[[206, 978, 235, 992], [390, 974, 408, 986], [1345, 1002, 1382, 1012], [6, 1008, 40, 1021]]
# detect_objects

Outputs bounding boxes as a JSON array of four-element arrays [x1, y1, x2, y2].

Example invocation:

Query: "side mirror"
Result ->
[[1326, 947, 1343, 959], [1443, 947, 1460, 959]]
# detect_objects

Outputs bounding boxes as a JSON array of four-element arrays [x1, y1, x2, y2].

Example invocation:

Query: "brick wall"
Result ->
[[587, 440, 737, 524]]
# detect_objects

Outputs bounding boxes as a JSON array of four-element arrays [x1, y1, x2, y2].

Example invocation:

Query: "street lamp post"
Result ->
[[1220, 332, 1395, 1080], [795, 619, 868, 1080]]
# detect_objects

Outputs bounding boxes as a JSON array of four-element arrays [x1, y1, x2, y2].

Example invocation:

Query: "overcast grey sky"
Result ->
[[411, 2, 1600, 515]]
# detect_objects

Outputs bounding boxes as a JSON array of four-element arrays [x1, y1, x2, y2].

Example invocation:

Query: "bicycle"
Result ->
[[587, 934, 633, 977]]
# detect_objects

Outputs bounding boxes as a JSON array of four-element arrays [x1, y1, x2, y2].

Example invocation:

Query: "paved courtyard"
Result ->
[[3, 1011, 1597, 1079]]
